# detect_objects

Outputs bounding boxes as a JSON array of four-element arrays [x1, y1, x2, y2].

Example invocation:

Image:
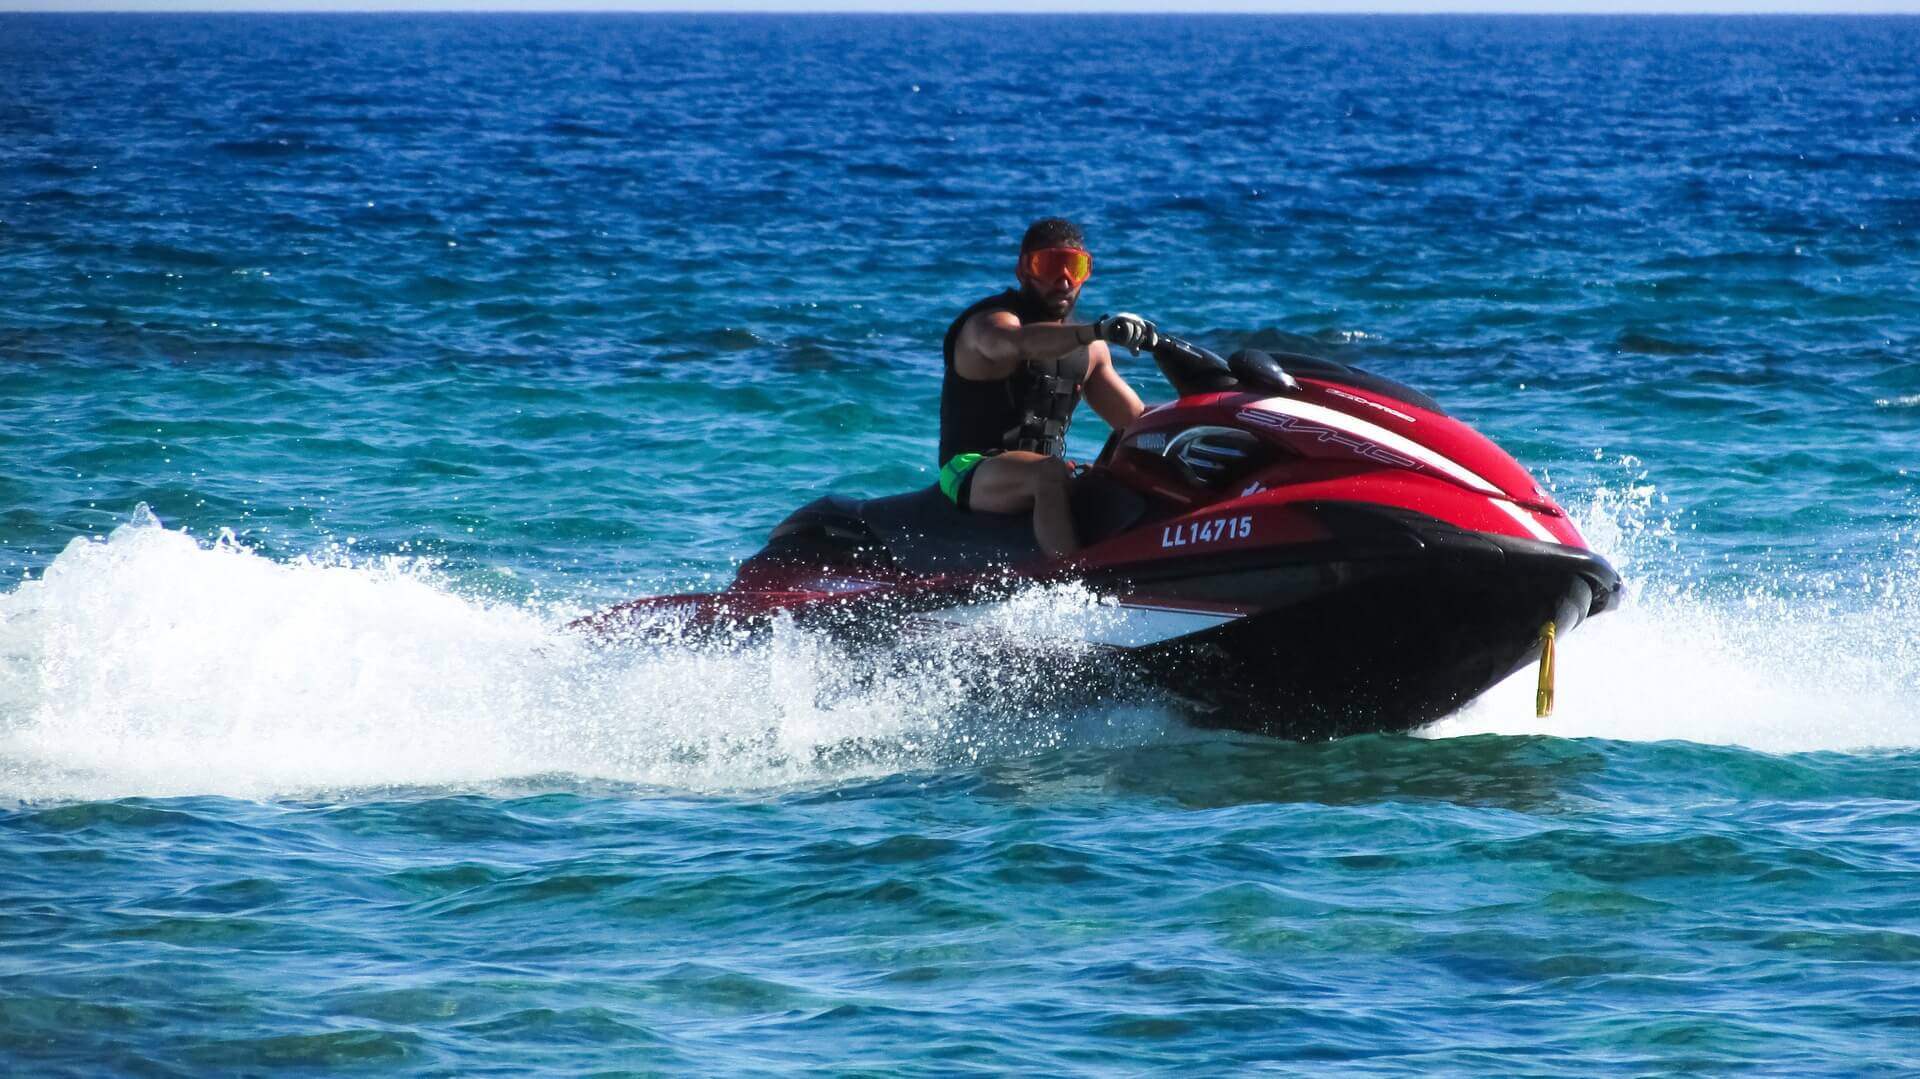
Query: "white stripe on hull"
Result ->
[[916, 600, 1242, 649], [1242, 397, 1504, 494], [1490, 498, 1558, 543]]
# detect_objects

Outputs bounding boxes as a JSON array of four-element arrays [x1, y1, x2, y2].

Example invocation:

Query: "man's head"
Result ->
[[1015, 217, 1091, 322]]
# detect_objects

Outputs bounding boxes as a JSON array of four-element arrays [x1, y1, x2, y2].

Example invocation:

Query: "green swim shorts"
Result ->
[[938, 452, 986, 509]]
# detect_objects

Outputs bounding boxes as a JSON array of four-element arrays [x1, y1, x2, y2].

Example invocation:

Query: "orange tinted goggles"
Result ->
[[1024, 247, 1092, 285]]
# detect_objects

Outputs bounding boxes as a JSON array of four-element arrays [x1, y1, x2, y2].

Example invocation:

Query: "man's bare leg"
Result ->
[[965, 452, 1078, 558]]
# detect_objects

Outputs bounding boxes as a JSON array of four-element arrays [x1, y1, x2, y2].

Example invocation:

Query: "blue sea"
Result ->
[[3, 13, 1918, 1075]]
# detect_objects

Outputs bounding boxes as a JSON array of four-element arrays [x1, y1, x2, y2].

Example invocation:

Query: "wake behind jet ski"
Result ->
[[578, 336, 1621, 741]]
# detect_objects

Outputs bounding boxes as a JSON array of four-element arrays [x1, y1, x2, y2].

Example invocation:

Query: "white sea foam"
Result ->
[[1424, 476, 1920, 753], [3, 488, 1915, 802], [0, 508, 1175, 802]]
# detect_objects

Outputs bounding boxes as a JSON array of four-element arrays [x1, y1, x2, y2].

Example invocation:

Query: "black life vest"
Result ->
[[937, 289, 1086, 465]]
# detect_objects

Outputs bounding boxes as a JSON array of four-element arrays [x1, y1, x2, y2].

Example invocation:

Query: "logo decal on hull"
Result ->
[[1238, 409, 1420, 468], [1324, 387, 1416, 423], [1237, 397, 1504, 495]]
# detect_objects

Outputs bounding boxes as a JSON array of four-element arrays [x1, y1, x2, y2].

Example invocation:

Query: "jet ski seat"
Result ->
[[759, 472, 1149, 576]]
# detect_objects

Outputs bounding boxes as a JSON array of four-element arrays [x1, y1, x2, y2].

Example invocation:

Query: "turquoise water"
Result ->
[[3, 14, 1918, 1074]]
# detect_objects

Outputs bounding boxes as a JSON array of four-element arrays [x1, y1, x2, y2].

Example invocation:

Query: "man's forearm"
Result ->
[[962, 318, 1093, 379], [1011, 321, 1092, 362]]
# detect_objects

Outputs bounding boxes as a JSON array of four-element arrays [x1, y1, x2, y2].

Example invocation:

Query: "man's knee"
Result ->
[[994, 452, 1068, 499], [1030, 456, 1072, 496], [964, 453, 1071, 514]]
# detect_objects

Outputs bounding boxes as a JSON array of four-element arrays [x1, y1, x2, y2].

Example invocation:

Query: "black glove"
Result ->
[[1087, 312, 1158, 354]]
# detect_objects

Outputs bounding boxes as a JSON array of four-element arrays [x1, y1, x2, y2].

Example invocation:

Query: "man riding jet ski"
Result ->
[[935, 217, 1155, 558], [577, 222, 1621, 740]]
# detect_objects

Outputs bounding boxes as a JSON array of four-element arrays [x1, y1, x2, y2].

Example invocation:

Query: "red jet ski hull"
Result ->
[[577, 342, 1621, 740]]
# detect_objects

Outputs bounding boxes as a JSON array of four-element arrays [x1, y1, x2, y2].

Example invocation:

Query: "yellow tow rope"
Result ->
[[1535, 620, 1557, 718]]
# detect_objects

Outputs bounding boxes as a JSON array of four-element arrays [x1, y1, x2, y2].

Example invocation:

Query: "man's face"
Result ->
[[1016, 247, 1090, 322]]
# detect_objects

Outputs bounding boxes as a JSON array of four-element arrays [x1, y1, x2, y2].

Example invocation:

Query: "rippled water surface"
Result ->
[[3, 14, 1918, 1076]]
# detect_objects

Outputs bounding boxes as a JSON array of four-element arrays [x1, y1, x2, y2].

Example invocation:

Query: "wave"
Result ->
[[0, 508, 1175, 803], [3, 477, 1915, 803], [1427, 471, 1920, 753], [211, 137, 348, 159]]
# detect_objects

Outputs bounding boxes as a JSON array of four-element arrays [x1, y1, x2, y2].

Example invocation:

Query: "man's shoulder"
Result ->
[[961, 305, 1023, 332], [952, 293, 1022, 349], [955, 289, 1021, 322]]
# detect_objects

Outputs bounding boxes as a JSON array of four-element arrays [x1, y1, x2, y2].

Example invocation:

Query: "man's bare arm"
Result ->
[[953, 310, 1092, 381], [1082, 346, 1146, 432]]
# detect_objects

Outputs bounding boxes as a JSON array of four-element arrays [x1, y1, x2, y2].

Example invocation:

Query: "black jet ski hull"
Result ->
[[1120, 557, 1597, 740]]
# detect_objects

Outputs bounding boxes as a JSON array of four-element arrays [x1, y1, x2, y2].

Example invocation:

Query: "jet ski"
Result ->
[[578, 335, 1621, 741]]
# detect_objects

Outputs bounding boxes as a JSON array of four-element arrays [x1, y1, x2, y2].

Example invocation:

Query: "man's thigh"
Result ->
[[966, 451, 1063, 514]]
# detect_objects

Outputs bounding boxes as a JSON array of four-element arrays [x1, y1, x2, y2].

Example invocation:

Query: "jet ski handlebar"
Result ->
[[1147, 332, 1300, 398]]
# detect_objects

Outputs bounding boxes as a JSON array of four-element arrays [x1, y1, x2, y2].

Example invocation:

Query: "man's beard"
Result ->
[[1019, 279, 1077, 323]]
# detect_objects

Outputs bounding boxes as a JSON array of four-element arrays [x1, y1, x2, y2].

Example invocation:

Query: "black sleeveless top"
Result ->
[[937, 289, 1083, 466]]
